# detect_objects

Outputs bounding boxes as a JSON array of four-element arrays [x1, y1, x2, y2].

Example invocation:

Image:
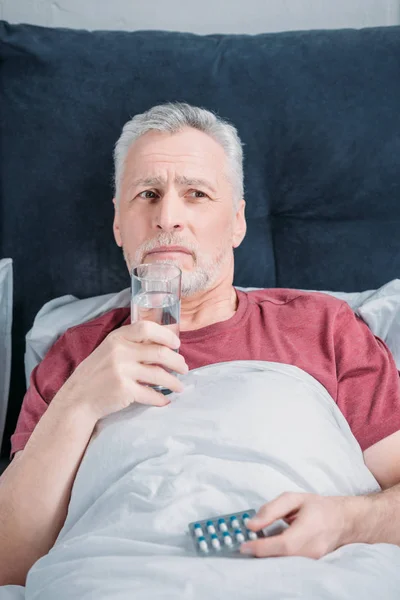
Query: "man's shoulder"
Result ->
[[243, 287, 347, 312]]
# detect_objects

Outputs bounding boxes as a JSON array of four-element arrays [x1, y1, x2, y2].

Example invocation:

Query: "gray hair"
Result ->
[[113, 102, 244, 208]]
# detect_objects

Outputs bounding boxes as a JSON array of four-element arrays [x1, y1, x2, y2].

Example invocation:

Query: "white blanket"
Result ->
[[14, 362, 400, 598]]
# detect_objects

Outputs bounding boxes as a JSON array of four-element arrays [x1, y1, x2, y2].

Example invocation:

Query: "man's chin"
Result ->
[[139, 259, 209, 295], [143, 255, 190, 270]]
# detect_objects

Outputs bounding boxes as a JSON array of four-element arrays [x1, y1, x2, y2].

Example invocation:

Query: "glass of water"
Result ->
[[131, 263, 182, 395]]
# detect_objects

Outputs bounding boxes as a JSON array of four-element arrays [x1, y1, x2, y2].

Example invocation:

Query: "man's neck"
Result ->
[[180, 283, 238, 332]]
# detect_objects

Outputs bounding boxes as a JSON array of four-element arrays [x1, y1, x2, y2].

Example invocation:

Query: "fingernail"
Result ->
[[240, 544, 253, 555], [248, 518, 262, 528]]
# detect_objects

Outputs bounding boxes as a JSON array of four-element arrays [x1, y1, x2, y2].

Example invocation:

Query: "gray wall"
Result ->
[[1, 0, 399, 33]]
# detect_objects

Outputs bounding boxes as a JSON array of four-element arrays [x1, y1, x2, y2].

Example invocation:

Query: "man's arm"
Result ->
[[0, 398, 96, 586], [239, 431, 400, 558], [0, 321, 186, 586], [350, 429, 400, 544], [364, 429, 400, 490]]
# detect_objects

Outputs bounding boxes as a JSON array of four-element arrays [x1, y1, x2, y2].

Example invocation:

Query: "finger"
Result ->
[[240, 530, 294, 558], [241, 518, 316, 558], [138, 343, 188, 375], [136, 364, 185, 394], [122, 321, 181, 350], [283, 512, 298, 525], [132, 382, 173, 407], [247, 493, 304, 530]]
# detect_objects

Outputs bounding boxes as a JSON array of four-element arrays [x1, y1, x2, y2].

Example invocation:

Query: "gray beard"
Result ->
[[123, 245, 231, 298]]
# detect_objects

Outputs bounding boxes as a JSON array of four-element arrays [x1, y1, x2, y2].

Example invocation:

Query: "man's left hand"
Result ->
[[240, 492, 369, 559]]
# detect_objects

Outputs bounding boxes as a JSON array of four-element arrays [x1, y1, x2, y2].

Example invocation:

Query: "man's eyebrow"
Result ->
[[130, 175, 217, 194], [175, 176, 217, 193]]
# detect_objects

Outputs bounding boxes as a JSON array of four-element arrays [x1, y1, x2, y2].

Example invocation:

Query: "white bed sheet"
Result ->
[[0, 587, 24, 600], [19, 361, 400, 599]]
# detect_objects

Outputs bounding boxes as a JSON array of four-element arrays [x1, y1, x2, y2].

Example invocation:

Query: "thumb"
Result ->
[[248, 493, 304, 530]]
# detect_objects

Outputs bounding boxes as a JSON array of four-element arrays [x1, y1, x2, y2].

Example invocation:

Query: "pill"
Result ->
[[218, 518, 228, 532], [211, 534, 221, 549], [247, 530, 258, 540], [230, 516, 240, 529], [242, 513, 251, 526], [223, 532, 233, 546], [235, 529, 245, 543], [194, 524, 203, 537], [198, 536, 208, 552], [206, 520, 216, 534]]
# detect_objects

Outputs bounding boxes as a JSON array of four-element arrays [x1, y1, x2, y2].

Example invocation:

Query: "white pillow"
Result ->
[[25, 280, 400, 387], [0, 259, 13, 448]]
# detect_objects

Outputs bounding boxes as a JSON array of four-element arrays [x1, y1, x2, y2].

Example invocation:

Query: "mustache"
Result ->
[[136, 233, 198, 261]]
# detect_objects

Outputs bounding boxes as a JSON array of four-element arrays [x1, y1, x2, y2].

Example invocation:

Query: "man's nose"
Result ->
[[154, 193, 184, 232]]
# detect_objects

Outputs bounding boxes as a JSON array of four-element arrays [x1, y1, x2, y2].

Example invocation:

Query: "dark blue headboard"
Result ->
[[1, 22, 400, 455]]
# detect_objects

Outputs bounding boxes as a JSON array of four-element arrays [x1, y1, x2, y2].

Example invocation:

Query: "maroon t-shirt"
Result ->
[[10, 288, 400, 458]]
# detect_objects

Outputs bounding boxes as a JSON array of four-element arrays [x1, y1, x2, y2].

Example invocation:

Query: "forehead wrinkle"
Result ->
[[128, 174, 217, 193], [129, 175, 166, 188]]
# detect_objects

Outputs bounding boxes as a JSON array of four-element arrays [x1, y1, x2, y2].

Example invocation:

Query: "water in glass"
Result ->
[[131, 290, 180, 337]]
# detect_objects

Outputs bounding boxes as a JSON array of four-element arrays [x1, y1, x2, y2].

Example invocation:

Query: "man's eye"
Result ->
[[138, 190, 158, 199], [188, 190, 208, 199]]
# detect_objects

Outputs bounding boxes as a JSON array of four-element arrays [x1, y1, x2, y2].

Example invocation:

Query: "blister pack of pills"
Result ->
[[188, 509, 268, 556]]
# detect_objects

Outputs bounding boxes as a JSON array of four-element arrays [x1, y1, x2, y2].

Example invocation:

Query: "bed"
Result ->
[[1, 20, 400, 599]]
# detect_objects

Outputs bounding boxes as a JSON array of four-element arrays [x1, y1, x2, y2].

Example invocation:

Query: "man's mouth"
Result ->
[[145, 245, 192, 257]]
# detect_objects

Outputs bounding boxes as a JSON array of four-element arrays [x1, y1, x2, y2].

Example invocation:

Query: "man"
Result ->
[[1, 102, 400, 587]]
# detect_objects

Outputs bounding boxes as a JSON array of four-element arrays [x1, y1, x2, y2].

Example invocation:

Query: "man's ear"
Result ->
[[112, 197, 122, 247], [233, 200, 247, 249]]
